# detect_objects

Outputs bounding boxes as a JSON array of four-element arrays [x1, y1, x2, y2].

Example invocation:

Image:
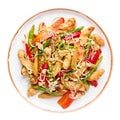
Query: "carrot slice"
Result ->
[[32, 30, 48, 44]]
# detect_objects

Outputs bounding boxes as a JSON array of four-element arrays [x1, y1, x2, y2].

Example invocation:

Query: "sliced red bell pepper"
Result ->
[[52, 17, 65, 31], [63, 31, 81, 41], [89, 80, 98, 87], [57, 91, 74, 109], [25, 43, 33, 60], [87, 48, 102, 64]]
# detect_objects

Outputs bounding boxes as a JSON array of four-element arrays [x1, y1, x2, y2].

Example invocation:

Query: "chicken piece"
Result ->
[[52, 62, 62, 77], [89, 69, 105, 81], [79, 85, 86, 92], [80, 26, 95, 38], [77, 62, 88, 76], [54, 51, 60, 61], [92, 33, 105, 46], [21, 66, 28, 76], [59, 18, 76, 32], [68, 73, 79, 81], [77, 46, 85, 61], [80, 26, 95, 46], [61, 78, 82, 91], [71, 48, 78, 70], [29, 74, 37, 85], [38, 93, 55, 98], [44, 47, 52, 56], [38, 22, 46, 33], [63, 54, 71, 69], [18, 50, 32, 72], [68, 40, 77, 45], [31, 50, 38, 77], [57, 89, 68, 96], [36, 42, 43, 49], [86, 62, 95, 68], [27, 87, 39, 96], [58, 50, 70, 58]]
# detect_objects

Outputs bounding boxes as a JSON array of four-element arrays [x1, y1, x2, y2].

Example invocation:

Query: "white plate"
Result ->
[[8, 8, 113, 112]]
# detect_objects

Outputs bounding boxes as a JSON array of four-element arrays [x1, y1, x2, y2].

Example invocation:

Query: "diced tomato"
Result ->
[[57, 91, 74, 109], [42, 62, 49, 69], [89, 80, 98, 87]]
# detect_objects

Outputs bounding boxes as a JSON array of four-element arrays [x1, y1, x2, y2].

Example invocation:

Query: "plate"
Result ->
[[8, 8, 113, 112]]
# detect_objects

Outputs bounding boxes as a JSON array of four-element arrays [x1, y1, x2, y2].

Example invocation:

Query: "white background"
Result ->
[[0, 0, 119, 119]]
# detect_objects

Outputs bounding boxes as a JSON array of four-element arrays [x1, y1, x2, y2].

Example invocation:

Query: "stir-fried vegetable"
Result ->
[[43, 39, 51, 49], [68, 26, 84, 33], [18, 17, 105, 109], [89, 80, 98, 87], [38, 49, 43, 56], [25, 43, 33, 60], [33, 86, 60, 96], [83, 56, 103, 83], [60, 26, 84, 37], [42, 62, 49, 69], [28, 25, 35, 48], [48, 62, 53, 72], [85, 38, 92, 58], [63, 31, 81, 41], [57, 91, 74, 109], [87, 49, 102, 64], [32, 30, 49, 44]]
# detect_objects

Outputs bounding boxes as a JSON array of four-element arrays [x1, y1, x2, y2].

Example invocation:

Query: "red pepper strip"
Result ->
[[56, 72, 63, 79], [52, 17, 65, 31], [42, 62, 49, 69], [25, 43, 33, 60], [89, 80, 98, 87], [63, 31, 81, 41], [87, 49, 102, 64], [57, 91, 74, 109]]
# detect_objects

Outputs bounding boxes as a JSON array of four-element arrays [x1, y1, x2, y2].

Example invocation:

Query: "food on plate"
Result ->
[[18, 17, 105, 109]]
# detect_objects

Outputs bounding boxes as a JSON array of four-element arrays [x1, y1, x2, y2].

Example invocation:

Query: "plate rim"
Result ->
[[7, 8, 113, 112]]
